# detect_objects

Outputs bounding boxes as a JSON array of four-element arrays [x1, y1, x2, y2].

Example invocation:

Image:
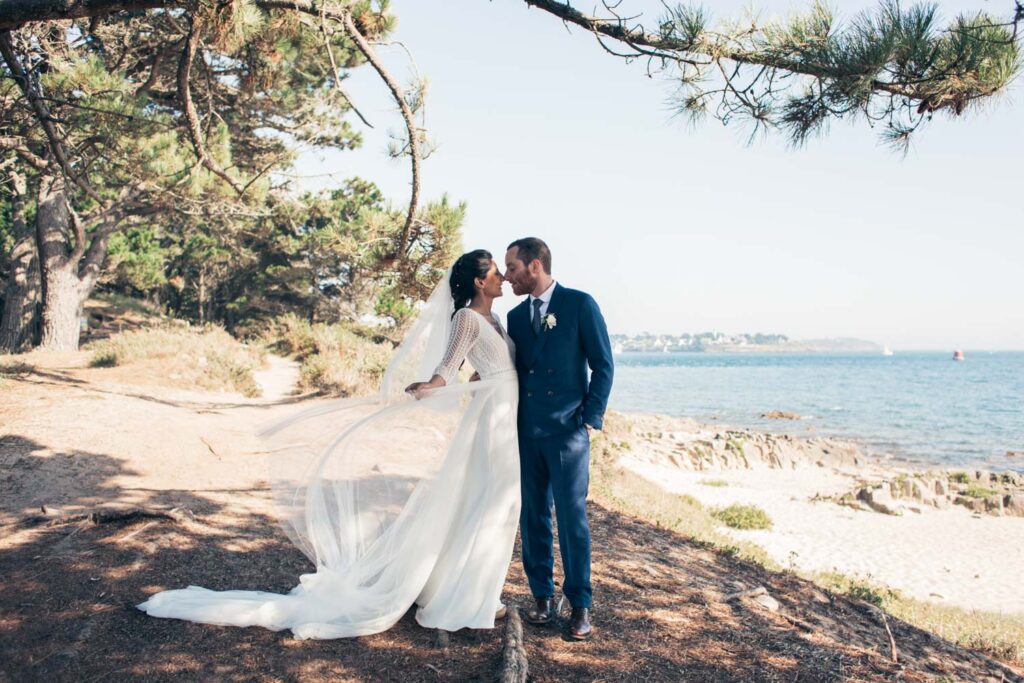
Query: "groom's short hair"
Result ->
[[507, 237, 552, 274]]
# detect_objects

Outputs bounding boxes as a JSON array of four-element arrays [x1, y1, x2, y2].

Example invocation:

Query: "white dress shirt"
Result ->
[[530, 280, 557, 323]]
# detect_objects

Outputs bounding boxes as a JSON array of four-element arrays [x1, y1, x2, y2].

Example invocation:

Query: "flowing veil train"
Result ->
[[138, 268, 521, 639]]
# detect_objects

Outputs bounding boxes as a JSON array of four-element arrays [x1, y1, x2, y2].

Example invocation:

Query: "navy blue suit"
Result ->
[[507, 283, 614, 608]]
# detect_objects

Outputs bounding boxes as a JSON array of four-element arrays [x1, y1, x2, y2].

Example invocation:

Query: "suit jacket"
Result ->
[[507, 283, 614, 440]]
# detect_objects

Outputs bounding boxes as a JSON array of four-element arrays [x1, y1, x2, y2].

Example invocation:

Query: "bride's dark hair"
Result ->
[[449, 249, 493, 316]]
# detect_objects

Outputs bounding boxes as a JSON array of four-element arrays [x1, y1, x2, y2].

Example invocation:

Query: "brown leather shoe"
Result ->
[[567, 607, 592, 640], [524, 596, 556, 625]]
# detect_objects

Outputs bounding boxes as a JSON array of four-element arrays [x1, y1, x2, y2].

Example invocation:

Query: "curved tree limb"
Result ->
[[0, 30, 105, 203], [523, 0, 1020, 110], [176, 13, 246, 196], [0, 134, 48, 170], [339, 9, 420, 263], [316, 10, 374, 129]]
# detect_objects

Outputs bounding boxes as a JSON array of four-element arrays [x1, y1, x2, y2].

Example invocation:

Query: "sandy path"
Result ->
[[254, 354, 301, 402], [0, 352, 310, 527], [621, 457, 1024, 615]]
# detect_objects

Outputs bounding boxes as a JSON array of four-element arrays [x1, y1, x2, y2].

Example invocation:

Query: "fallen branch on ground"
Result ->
[[21, 506, 194, 527], [499, 606, 528, 683]]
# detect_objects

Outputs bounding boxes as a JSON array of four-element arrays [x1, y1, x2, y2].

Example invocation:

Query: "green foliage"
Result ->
[[962, 484, 998, 498], [660, 0, 1022, 148], [949, 471, 971, 484], [815, 571, 902, 607], [258, 314, 391, 396], [713, 504, 773, 530], [104, 226, 171, 294], [699, 479, 729, 487]]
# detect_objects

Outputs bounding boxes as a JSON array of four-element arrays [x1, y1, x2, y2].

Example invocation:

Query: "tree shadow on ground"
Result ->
[[5, 370, 315, 412], [0, 441, 503, 682], [501, 503, 1023, 682], [1, 441, 1020, 682]]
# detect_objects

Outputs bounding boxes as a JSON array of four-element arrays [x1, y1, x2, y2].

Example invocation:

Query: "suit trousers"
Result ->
[[518, 426, 592, 609]]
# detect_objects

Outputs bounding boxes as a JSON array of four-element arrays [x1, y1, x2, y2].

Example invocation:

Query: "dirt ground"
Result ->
[[1, 354, 1021, 682]]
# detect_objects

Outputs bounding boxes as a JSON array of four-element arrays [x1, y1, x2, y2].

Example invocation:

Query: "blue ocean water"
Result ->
[[609, 351, 1024, 472]]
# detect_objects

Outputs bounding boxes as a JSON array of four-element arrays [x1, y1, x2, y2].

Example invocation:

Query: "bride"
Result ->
[[137, 249, 521, 638]]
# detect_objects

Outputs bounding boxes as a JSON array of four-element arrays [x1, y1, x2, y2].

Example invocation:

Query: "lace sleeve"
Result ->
[[432, 308, 480, 384]]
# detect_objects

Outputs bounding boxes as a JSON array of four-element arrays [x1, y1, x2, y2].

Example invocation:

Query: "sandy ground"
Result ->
[[2, 353, 1023, 681], [620, 443, 1024, 616]]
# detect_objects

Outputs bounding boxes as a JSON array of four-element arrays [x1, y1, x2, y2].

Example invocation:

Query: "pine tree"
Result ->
[[0, 1, 446, 350]]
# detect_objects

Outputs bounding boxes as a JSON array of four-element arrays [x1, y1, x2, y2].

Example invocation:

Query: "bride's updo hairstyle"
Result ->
[[449, 249, 493, 316]]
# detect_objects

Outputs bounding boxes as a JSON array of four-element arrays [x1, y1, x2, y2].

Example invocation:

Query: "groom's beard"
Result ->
[[511, 274, 537, 297]]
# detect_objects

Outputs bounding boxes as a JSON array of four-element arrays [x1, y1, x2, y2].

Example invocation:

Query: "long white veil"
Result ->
[[167, 267, 516, 639]]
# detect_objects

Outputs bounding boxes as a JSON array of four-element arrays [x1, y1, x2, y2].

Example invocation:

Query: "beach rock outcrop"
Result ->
[[762, 411, 800, 420], [857, 486, 904, 516], [842, 469, 1024, 518], [1005, 494, 1024, 516]]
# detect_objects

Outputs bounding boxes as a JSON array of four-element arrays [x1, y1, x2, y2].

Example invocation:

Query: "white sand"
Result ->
[[621, 456, 1024, 615]]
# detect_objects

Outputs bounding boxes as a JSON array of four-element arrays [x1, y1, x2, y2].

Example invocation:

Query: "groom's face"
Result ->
[[504, 248, 538, 297]]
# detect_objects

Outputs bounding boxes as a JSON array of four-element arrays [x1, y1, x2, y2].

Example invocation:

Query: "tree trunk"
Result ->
[[197, 269, 206, 323], [35, 171, 84, 351], [0, 172, 40, 352], [39, 266, 85, 351]]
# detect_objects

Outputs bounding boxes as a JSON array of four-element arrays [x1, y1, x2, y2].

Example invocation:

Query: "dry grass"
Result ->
[[0, 359, 33, 390], [813, 572, 1024, 664], [85, 324, 266, 397], [258, 314, 391, 396], [590, 418, 777, 569], [592, 411, 1024, 668]]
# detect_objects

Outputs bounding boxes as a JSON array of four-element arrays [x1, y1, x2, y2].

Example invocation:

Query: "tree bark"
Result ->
[[34, 170, 86, 351], [0, 171, 40, 352], [0, 1, 180, 30]]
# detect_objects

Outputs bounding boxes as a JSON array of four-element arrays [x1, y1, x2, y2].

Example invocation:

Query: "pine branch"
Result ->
[[0, 30, 106, 202], [176, 12, 246, 196], [338, 9, 421, 265], [524, 0, 1022, 146]]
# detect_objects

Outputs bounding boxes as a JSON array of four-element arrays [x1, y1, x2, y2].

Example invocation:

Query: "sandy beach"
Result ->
[[614, 412, 1024, 615]]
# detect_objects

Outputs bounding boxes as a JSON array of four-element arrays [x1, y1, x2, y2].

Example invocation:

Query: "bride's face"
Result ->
[[476, 260, 505, 299]]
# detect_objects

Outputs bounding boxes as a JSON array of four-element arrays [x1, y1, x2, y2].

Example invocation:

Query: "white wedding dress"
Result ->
[[138, 278, 521, 639]]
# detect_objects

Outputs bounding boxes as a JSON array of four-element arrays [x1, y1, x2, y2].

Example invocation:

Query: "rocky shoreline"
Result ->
[[612, 412, 1024, 518]]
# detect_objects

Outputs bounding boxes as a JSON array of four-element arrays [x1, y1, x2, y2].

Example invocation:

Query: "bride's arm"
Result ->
[[405, 308, 479, 398]]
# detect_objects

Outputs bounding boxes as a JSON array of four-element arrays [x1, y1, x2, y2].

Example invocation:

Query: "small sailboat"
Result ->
[[953, 350, 965, 361], [882, 345, 894, 356]]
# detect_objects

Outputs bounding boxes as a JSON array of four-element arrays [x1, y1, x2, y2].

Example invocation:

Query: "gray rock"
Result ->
[[752, 593, 780, 612], [934, 478, 948, 496], [858, 486, 905, 516], [1004, 494, 1024, 516], [954, 495, 987, 513], [984, 495, 1004, 515]]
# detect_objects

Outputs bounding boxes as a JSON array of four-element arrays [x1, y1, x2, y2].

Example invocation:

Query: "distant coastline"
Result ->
[[611, 332, 881, 354]]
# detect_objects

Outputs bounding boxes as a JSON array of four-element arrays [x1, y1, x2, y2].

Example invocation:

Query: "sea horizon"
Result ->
[[609, 350, 1024, 474]]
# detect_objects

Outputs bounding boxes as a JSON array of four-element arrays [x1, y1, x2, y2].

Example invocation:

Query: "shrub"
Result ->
[[85, 324, 265, 397], [259, 314, 391, 396], [713, 504, 773, 530], [962, 484, 998, 499]]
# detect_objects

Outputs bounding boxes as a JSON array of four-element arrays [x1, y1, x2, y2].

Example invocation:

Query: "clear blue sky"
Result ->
[[297, 0, 1024, 351]]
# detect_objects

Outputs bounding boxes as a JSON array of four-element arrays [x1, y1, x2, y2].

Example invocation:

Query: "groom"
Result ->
[[504, 237, 614, 641]]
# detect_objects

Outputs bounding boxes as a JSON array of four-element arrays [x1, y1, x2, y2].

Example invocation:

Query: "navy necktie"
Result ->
[[532, 299, 543, 335]]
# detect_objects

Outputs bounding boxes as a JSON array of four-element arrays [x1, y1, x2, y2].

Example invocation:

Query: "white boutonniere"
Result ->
[[543, 313, 557, 331]]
